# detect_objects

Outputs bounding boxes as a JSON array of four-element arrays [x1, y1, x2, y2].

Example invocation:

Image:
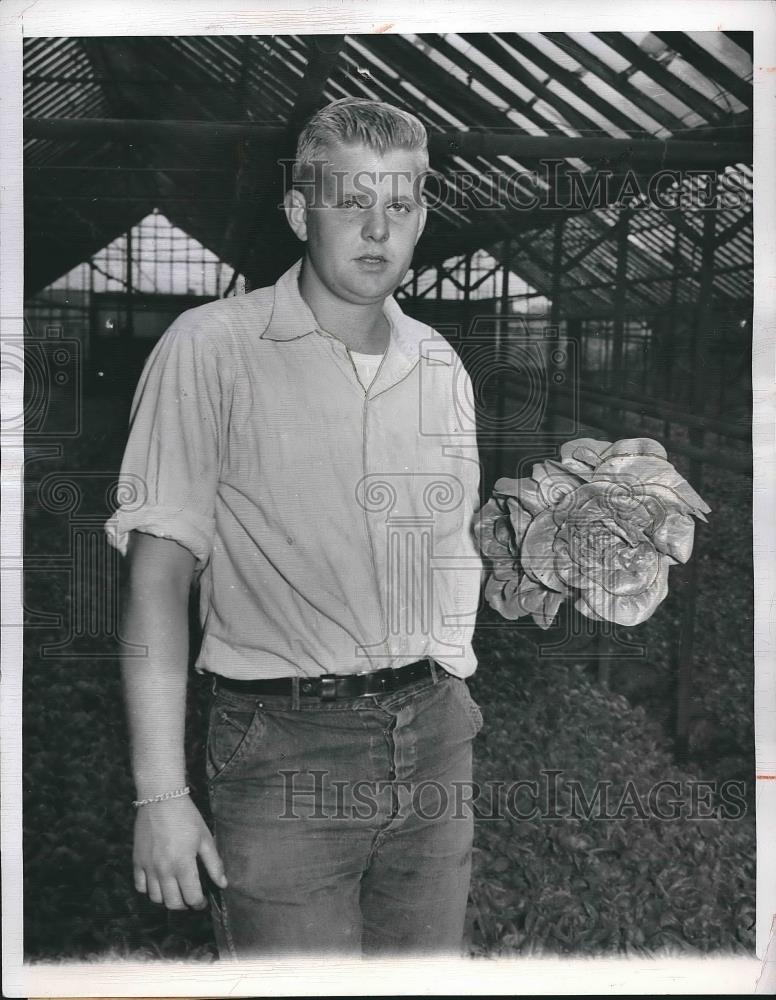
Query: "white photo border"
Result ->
[[2, 0, 773, 994]]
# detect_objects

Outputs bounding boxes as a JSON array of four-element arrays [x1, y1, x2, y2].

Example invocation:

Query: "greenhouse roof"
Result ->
[[23, 32, 752, 311]]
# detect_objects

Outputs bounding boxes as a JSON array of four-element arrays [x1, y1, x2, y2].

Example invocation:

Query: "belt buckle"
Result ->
[[319, 675, 337, 701]]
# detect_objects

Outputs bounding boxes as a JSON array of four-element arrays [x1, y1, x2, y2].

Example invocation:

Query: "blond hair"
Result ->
[[293, 97, 429, 186]]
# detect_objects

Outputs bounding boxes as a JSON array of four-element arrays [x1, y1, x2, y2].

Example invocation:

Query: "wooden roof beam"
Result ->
[[594, 32, 730, 127], [432, 33, 593, 135], [414, 207, 579, 267], [652, 32, 752, 109], [715, 211, 753, 247], [497, 33, 647, 137], [227, 35, 345, 291], [23, 118, 752, 167], [550, 33, 689, 134], [561, 218, 621, 272], [290, 35, 345, 125], [366, 34, 511, 130], [722, 32, 753, 57]]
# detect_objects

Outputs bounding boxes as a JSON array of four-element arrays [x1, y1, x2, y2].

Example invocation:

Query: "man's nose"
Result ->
[[361, 207, 389, 241]]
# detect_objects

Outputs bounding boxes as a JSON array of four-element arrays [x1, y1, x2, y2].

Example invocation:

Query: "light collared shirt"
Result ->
[[105, 258, 484, 679]]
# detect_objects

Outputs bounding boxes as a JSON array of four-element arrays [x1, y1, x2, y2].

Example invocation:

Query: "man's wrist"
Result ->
[[132, 756, 188, 802], [133, 786, 191, 808]]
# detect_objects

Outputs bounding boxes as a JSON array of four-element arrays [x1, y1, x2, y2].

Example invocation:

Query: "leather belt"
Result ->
[[212, 657, 438, 701]]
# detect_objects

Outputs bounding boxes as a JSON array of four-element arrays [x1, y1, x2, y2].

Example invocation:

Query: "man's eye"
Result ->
[[341, 198, 362, 209], [388, 202, 412, 213]]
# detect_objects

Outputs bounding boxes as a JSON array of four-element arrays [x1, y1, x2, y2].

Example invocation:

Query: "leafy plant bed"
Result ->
[[465, 616, 755, 957]]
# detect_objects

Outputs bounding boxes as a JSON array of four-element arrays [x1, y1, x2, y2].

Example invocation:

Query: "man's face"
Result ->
[[287, 141, 428, 306]]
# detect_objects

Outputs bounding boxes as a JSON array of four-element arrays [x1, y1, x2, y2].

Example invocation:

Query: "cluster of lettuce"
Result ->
[[474, 438, 711, 628]]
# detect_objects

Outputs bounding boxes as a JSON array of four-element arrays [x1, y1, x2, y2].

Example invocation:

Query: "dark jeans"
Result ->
[[205, 665, 483, 957]]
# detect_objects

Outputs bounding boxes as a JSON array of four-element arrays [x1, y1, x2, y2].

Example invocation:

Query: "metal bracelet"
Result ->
[[132, 786, 191, 808]]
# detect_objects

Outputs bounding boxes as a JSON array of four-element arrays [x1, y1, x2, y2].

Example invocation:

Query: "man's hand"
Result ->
[[132, 795, 228, 910]]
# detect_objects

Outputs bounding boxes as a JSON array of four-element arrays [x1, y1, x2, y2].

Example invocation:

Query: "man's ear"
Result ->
[[283, 188, 308, 242]]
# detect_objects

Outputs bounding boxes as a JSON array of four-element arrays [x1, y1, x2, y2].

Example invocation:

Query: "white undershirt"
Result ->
[[348, 349, 385, 389]]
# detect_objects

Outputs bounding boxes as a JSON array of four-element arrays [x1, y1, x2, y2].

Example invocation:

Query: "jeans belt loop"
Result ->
[[291, 676, 301, 711], [429, 657, 439, 684], [320, 676, 337, 701]]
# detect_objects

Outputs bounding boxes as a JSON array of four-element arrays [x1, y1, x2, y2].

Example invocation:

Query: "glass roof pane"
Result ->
[[688, 30, 752, 81], [569, 33, 632, 73], [406, 34, 523, 121], [661, 51, 748, 116], [572, 72, 669, 137], [545, 81, 631, 138], [626, 69, 697, 123], [445, 34, 536, 104]]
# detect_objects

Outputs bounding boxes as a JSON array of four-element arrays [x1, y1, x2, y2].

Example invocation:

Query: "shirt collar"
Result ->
[[260, 258, 451, 365]]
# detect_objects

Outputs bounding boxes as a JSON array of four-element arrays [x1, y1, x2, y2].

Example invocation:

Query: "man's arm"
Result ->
[[121, 530, 227, 910]]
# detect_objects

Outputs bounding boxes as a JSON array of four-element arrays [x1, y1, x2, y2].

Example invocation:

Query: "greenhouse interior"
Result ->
[[22, 31, 754, 961]]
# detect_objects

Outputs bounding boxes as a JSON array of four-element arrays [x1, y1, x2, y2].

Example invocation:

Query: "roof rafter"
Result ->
[[652, 32, 752, 109], [593, 32, 729, 127], [454, 33, 601, 136], [497, 33, 643, 136], [549, 33, 688, 133]]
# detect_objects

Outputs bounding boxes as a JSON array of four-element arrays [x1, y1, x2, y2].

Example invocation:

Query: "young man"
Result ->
[[105, 98, 484, 957]]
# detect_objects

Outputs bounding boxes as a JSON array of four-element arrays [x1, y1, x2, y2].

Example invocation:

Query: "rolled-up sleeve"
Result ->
[[104, 311, 231, 571]]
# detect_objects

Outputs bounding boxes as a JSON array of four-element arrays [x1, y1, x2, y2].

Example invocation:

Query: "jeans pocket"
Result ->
[[206, 701, 262, 787], [450, 677, 484, 738]]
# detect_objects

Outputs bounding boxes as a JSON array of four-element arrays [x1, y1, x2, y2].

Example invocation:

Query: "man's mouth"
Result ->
[[356, 254, 388, 263]]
